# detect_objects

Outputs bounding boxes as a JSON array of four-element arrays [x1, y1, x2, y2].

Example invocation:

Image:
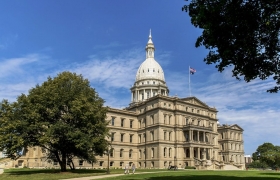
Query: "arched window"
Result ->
[[164, 148, 166, 157], [169, 148, 172, 157], [129, 149, 133, 158], [169, 132, 172, 141], [151, 148, 154, 158]]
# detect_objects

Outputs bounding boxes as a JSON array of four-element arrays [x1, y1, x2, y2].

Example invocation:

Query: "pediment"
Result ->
[[230, 124, 244, 131], [180, 96, 209, 108]]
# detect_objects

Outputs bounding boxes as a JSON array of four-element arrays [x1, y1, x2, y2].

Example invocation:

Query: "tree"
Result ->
[[0, 72, 109, 172], [252, 142, 280, 168], [182, 1, 280, 92]]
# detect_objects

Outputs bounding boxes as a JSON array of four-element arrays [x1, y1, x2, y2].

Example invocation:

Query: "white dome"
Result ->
[[136, 58, 165, 82]]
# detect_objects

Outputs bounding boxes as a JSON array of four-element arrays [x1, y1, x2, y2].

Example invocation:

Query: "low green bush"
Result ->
[[185, 166, 196, 169]]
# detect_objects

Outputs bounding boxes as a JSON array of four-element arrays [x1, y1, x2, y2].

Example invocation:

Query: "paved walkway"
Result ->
[[60, 171, 169, 180]]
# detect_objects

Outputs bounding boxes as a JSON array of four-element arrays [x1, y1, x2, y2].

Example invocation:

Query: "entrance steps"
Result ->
[[223, 164, 240, 170]]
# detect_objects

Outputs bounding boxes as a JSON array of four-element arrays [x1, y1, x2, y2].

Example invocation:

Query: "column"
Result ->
[[203, 132, 205, 142], [190, 147, 193, 158], [197, 131, 200, 142], [151, 89, 152, 97], [137, 90, 139, 102], [189, 130, 191, 142], [197, 147, 200, 159], [131, 91, 133, 102]]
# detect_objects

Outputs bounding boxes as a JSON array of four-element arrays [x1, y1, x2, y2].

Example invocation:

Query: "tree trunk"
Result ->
[[61, 152, 67, 172]]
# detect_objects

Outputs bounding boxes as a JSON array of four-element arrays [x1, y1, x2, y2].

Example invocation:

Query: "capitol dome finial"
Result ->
[[149, 29, 152, 39]]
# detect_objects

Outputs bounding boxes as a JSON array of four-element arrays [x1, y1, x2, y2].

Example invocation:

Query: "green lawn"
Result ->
[[1, 168, 280, 180]]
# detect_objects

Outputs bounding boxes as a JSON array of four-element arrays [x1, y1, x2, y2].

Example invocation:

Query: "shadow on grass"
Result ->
[[4, 168, 107, 175], [145, 175, 280, 180]]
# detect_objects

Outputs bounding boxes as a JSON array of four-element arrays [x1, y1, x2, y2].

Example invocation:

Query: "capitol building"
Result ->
[[0, 32, 245, 170]]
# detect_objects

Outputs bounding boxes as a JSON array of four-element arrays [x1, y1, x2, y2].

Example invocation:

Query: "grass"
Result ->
[[0, 168, 280, 180]]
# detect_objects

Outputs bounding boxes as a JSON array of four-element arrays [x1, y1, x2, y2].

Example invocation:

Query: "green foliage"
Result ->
[[0, 71, 109, 171], [183, 1, 280, 93], [185, 166, 196, 169], [247, 160, 268, 169], [252, 142, 280, 168]]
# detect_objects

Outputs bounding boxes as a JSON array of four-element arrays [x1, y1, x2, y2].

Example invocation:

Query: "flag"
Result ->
[[190, 67, 196, 75]]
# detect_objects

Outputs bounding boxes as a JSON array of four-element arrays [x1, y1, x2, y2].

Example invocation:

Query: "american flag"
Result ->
[[190, 67, 196, 74]]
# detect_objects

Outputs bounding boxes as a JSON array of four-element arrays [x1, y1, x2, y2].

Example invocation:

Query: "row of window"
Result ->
[[111, 133, 134, 143], [111, 117, 133, 128]]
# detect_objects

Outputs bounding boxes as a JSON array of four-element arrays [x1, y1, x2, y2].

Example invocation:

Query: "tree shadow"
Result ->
[[5, 168, 107, 175], [146, 175, 280, 180]]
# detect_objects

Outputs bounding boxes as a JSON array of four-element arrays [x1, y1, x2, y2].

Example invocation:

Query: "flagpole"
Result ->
[[189, 66, 191, 97]]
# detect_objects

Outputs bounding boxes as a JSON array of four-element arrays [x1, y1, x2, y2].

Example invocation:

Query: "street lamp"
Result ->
[[107, 144, 112, 174]]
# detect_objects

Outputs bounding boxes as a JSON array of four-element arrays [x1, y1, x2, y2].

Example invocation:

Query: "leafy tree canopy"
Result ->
[[252, 142, 280, 168], [0, 72, 109, 171], [183, 0, 280, 92]]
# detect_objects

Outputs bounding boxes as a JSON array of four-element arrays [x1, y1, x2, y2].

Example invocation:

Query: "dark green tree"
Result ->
[[182, 1, 280, 92], [0, 72, 109, 172], [252, 142, 280, 168]]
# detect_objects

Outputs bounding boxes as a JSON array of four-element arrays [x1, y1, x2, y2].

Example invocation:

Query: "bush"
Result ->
[[185, 166, 196, 169]]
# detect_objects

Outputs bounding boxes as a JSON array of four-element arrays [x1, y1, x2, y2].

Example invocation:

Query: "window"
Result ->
[[164, 148, 166, 157], [110, 161, 114, 166], [153, 81, 155, 84], [164, 115, 166, 124], [130, 134, 133, 143], [186, 107, 188, 111], [142, 93, 144, 100], [139, 162, 141, 167], [147, 92, 150, 98], [111, 133, 115, 141], [150, 131, 154, 141], [121, 134, 124, 142], [197, 110, 200, 113], [120, 149, 124, 157], [121, 118, 124, 127], [153, 69, 155, 72], [148, 69, 149, 72], [139, 134, 141, 143], [110, 148, 114, 157], [139, 150, 142, 158], [129, 149, 132, 158], [153, 92, 156, 96], [151, 148, 154, 158], [147, 81, 149, 84], [120, 162, 123, 167], [169, 148, 172, 157], [144, 133, 146, 142], [169, 116, 171, 124], [169, 132, 172, 141], [130, 120, 133, 128], [192, 109, 194, 113], [111, 117, 115, 126], [151, 115, 154, 124], [53, 159, 58, 165], [164, 103, 166, 106], [79, 160, 83, 166], [99, 161, 103, 166]]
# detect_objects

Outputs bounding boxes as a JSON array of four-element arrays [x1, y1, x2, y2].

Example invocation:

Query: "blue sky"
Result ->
[[0, 0, 279, 156]]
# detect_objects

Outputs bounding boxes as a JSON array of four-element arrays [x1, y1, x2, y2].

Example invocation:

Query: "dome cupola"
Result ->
[[130, 30, 169, 105]]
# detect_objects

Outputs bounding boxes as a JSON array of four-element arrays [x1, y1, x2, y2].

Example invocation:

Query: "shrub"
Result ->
[[185, 166, 196, 169]]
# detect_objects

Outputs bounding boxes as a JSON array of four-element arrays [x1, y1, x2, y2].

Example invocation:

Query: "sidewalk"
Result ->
[[60, 171, 168, 180]]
